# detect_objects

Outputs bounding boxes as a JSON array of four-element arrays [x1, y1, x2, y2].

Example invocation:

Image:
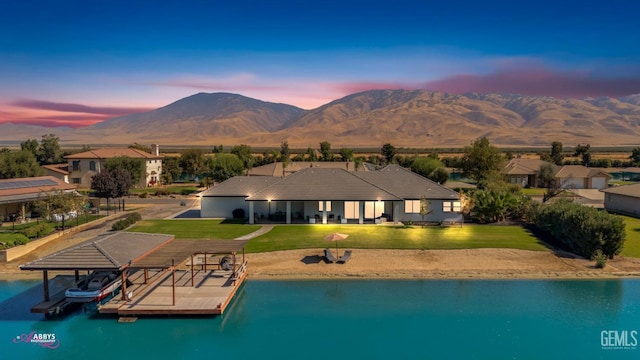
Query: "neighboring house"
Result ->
[[601, 183, 640, 218], [42, 164, 70, 183], [555, 165, 611, 190], [64, 145, 162, 188], [200, 177, 282, 218], [248, 161, 368, 177], [0, 176, 76, 223], [201, 164, 462, 224], [504, 158, 555, 187]]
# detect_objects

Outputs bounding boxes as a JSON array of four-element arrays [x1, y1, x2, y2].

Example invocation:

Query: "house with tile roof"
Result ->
[[504, 158, 555, 187], [64, 145, 162, 188], [201, 165, 462, 224], [601, 183, 640, 218], [0, 176, 77, 223], [504, 159, 611, 190], [555, 165, 610, 190], [41, 163, 70, 183]]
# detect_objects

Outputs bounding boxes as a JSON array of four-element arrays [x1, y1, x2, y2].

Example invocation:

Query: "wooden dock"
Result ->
[[99, 264, 247, 316], [30, 275, 78, 315]]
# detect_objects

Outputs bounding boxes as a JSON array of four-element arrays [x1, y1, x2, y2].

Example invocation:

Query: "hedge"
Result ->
[[535, 201, 625, 259]]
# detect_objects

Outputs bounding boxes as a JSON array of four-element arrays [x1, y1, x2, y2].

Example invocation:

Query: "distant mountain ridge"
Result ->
[[3, 90, 640, 147]]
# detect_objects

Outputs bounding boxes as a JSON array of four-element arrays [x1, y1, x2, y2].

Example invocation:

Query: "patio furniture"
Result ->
[[324, 248, 337, 263], [337, 250, 352, 264]]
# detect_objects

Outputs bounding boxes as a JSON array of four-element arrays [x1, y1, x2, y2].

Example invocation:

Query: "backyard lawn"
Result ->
[[129, 219, 260, 239], [128, 219, 549, 253], [621, 216, 640, 258], [245, 224, 550, 253]]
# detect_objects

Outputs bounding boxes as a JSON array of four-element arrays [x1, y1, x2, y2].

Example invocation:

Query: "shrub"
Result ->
[[112, 219, 132, 231], [232, 208, 245, 219], [138, 192, 148, 198], [19, 223, 55, 239], [593, 249, 607, 269], [112, 212, 142, 231], [181, 189, 194, 195], [0, 233, 30, 249], [154, 189, 171, 196], [126, 212, 142, 222], [535, 201, 626, 259]]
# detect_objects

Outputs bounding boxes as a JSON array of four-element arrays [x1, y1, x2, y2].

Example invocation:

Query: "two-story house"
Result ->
[[65, 145, 163, 188]]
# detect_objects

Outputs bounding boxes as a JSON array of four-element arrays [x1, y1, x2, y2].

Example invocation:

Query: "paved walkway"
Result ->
[[234, 225, 275, 240]]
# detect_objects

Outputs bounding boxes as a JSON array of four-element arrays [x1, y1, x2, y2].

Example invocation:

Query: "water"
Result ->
[[1, 279, 639, 359]]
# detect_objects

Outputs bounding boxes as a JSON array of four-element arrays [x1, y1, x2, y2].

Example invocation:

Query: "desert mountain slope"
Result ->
[[2, 90, 640, 147]]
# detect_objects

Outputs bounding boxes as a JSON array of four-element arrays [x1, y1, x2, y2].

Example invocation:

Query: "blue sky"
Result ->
[[1, 0, 639, 127]]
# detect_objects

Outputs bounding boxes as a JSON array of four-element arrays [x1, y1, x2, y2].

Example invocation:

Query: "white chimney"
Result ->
[[151, 144, 159, 156]]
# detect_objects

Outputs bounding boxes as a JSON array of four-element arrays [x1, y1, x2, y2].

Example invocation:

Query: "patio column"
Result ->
[[359, 202, 364, 224], [393, 202, 400, 223], [286, 201, 291, 224], [21, 203, 26, 224], [322, 201, 327, 224], [248, 202, 255, 224]]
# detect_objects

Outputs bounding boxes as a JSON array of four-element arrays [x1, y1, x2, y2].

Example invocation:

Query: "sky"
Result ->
[[1, 0, 640, 128]]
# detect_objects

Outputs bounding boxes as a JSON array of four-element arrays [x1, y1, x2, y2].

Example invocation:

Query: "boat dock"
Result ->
[[99, 266, 247, 315], [20, 232, 249, 317]]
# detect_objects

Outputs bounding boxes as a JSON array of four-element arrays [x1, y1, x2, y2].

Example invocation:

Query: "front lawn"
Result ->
[[245, 224, 549, 253], [621, 216, 640, 258], [128, 219, 260, 239]]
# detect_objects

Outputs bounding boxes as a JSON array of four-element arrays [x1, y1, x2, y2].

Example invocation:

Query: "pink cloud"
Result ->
[[423, 69, 640, 98], [10, 100, 153, 116]]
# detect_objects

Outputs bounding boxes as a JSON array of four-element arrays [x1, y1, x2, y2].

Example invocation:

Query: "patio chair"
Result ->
[[324, 248, 337, 263], [337, 250, 352, 264]]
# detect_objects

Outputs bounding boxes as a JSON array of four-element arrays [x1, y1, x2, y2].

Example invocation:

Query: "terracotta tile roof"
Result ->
[[64, 148, 161, 160], [42, 163, 69, 175], [555, 165, 611, 179], [504, 158, 555, 175]]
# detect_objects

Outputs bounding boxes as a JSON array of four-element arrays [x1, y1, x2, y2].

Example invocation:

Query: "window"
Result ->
[[72, 161, 80, 171], [404, 200, 420, 214], [89, 161, 96, 171], [344, 201, 359, 219], [443, 201, 462, 212], [71, 178, 81, 184], [364, 201, 384, 218], [319, 201, 331, 212]]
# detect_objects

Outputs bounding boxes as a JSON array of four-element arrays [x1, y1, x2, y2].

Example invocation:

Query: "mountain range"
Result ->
[[2, 90, 640, 147]]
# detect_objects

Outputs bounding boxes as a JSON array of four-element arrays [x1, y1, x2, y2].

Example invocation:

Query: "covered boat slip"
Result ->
[[20, 232, 248, 316]]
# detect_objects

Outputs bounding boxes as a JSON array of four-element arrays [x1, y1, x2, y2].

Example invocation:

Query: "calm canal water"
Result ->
[[1, 279, 639, 359]]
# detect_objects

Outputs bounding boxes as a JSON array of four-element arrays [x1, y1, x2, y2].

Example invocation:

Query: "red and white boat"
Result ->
[[65, 271, 122, 303]]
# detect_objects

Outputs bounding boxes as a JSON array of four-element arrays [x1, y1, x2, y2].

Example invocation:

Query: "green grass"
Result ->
[[129, 185, 200, 195], [245, 224, 549, 253], [129, 219, 260, 239], [621, 216, 640, 258], [521, 188, 546, 196]]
